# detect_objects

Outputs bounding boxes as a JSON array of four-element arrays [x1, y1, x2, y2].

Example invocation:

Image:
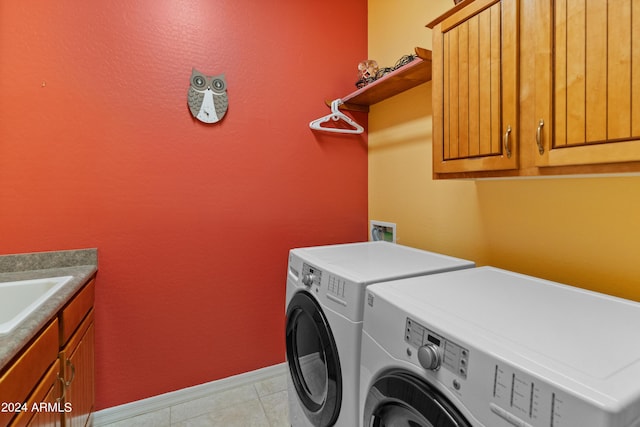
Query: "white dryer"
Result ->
[[285, 241, 474, 427], [360, 267, 640, 427]]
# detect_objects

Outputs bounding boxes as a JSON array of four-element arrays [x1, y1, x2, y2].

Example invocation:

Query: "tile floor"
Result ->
[[101, 373, 289, 427]]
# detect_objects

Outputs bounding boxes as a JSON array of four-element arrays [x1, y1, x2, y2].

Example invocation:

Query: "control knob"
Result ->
[[418, 343, 441, 370], [302, 274, 316, 287]]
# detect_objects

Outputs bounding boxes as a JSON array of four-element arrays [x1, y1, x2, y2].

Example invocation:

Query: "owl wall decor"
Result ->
[[187, 69, 228, 124]]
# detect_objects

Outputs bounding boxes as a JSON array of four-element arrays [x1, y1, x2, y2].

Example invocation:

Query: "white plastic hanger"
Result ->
[[309, 99, 364, 134]]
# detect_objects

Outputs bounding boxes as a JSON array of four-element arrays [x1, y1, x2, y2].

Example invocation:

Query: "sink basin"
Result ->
[[0, 276, 73, 335]]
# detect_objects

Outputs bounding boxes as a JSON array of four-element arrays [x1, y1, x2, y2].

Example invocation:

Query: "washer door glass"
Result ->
[[286, 291, 342, 426], [363, 371, 471, 427]]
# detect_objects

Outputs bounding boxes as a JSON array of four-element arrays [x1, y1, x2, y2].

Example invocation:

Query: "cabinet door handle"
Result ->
[[65, 359, 76, 387], [56, 375, 66, 402], [503, 125, 512, 158], [536, 119, 545, 154]]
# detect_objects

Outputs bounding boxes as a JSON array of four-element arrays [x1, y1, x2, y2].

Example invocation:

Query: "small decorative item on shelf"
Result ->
[[357, 60, 379, 84], [355, 54, 417, 88], [453, 0, 464, 4]]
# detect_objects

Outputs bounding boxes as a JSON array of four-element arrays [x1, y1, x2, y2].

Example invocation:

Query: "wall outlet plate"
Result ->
[[370, 220, 396, 243]]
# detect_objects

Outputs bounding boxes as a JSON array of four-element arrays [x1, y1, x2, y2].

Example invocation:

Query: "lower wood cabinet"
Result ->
[[0, 276, 95, 427]]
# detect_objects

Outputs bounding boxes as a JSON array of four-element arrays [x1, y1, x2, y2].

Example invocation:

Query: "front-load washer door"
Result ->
[[363, 370, 471, 427], [286, 291, 342, 427]]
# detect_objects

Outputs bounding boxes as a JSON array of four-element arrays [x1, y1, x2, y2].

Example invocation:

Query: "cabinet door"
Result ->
[[535, 0, 640, 166], [433, 0, 519, 174], [61, 312, 94, 427]]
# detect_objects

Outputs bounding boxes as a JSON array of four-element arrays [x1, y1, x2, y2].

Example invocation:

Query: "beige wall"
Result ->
[[368, 0, 640, 301]]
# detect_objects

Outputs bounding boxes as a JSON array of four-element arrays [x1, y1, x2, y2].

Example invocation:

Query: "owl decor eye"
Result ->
[[212, 78, 226, 92], [192, 75, 206, 89], [187, 69, 229, 124]]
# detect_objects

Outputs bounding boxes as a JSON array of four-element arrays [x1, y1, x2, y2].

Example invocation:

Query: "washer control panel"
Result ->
[[405, 317, 469, 379], [301, 263, 322, 288]]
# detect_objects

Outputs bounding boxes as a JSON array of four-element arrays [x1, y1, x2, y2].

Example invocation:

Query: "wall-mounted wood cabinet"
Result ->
[[429, 0, 640, 178], [431, 0, 518, 174], [535, 0, 640, 167]]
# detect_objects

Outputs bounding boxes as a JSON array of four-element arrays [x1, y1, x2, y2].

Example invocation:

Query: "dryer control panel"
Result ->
[[301, 263, 322, 288], [405, 317, 469, 379]]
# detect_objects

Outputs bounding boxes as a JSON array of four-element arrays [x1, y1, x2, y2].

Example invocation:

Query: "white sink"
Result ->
[[0, 276, 73, 335]]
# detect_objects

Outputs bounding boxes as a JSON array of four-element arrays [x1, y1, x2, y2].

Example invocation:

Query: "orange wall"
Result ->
[[0, 1, 368, 409]]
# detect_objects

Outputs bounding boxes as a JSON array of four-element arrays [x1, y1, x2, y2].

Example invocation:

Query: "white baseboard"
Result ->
[[93, 363, 287, 426]]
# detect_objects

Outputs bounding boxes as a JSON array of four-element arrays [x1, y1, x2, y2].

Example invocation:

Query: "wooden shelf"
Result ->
[[426, 0, 476, 29], [327, 47, 433, 112]]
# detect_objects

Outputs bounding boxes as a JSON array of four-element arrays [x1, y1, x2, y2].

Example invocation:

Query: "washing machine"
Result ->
[[285, 241, 475, 427], [360, 266, 640, 427]]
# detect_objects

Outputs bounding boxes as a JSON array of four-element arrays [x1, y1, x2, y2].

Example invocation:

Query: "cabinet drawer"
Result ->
[[0, 320, 59, 427], [59, 279, 95, 346], [10, 359, 62, 427]]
